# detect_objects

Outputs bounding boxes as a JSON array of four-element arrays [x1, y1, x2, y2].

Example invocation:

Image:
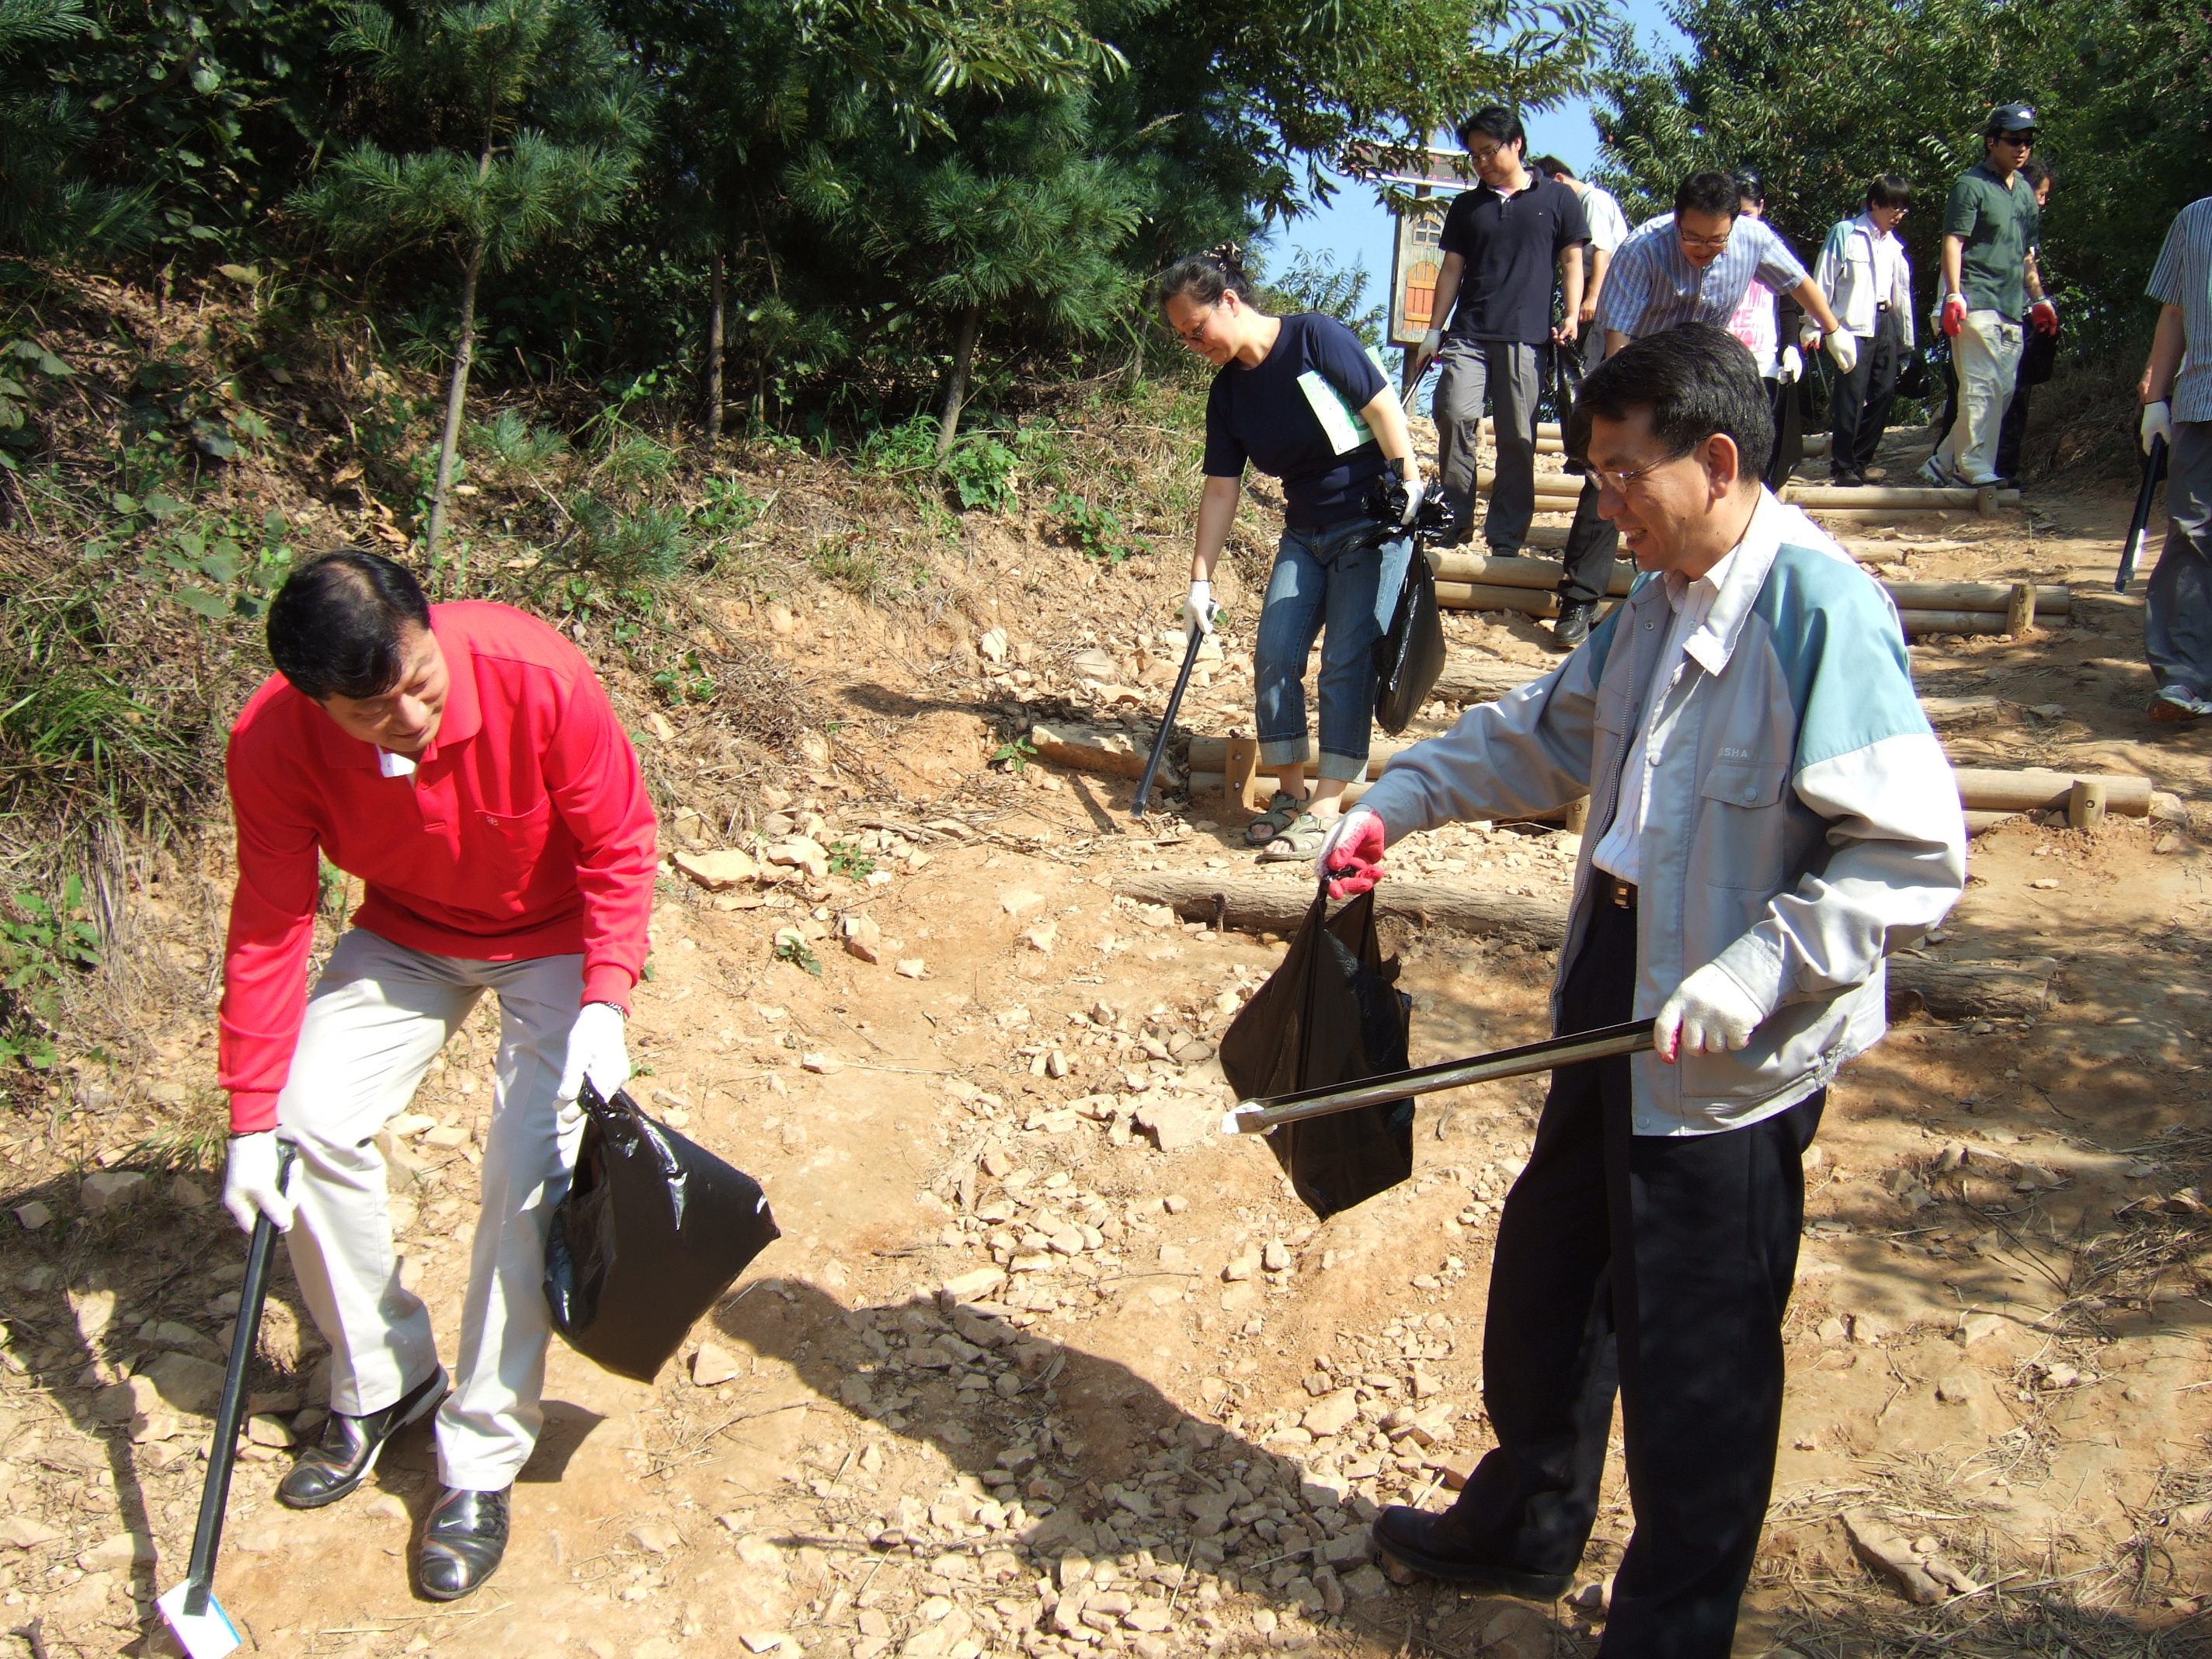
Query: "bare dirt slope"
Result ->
[[0, 421, 2207, 1659]]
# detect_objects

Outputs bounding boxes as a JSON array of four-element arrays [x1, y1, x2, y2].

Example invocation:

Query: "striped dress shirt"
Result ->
[[2149, 196, 2212, 423], [1596, 213, 1811, 343]]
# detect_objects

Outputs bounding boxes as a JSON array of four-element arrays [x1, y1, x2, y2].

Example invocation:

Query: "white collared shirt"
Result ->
[[1591, 545, 1740, 885]]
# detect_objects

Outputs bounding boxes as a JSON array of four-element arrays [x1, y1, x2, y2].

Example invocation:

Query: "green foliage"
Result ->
[[140, 510, 295, 621], [989, 733, 1036, 774], [825, 840, 875, 878], [773, 929, 823, 975], [940, 431, 1017, 513], [1053, 491, 1145, 564], [1264, 250, 1388, 350], [0, 875, 101, 1069], [0, 337, 72, 467], [651, 651, 716, 704]]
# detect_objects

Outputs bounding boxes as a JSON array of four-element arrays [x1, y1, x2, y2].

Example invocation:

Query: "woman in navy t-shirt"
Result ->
[[1159, 247, 1427, 861]]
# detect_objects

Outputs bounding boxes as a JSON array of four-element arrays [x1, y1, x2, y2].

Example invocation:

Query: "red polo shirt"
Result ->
[[218, 601, 659, 1132]]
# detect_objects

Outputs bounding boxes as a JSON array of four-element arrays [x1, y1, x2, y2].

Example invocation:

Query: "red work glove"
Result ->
[[2029, 298, 2058, 336], [1941, 295, 1967, 338], [1315, 809, 1386, 899]]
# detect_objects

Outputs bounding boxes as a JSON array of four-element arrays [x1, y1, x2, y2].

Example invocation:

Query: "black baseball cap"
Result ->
[[1986, 103, 2038, 135]]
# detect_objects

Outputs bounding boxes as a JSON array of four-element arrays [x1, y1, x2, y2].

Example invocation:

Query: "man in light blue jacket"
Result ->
[[1318, 324, 1965, 1656]]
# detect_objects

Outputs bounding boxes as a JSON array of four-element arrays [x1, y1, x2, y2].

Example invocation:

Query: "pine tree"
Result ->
[[292, 0, 649, 560], [0, 0, 150, 252]]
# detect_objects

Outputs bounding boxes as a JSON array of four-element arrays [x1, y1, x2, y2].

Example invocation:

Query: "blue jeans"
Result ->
[[1253, 517, 1411, 782]]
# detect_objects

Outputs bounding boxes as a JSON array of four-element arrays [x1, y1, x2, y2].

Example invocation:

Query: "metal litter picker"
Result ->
[[1221, 1019, 1657, 1137], [158, 1146, 294, 1658], [2116, 431, 2169, 593], [1131, 626, 1208, 819]]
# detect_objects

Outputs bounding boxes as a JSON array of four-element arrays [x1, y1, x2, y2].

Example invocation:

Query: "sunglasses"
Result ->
[[1995, 132, 2036, 145]]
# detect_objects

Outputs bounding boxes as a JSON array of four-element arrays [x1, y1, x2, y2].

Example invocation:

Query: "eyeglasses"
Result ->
[[1588, 447, 1692, 495], [1464, 141, 1508, 166], [1995, 132, 2036, 146], [1173, 308, 1216, 344], [1677, 229, 1734, 251]]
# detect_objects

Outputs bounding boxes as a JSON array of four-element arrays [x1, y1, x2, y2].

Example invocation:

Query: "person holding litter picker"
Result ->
[[217, 550, 657, 1601], [1160, 245, 1424, 862], [1315, 325, 1965, 1656]]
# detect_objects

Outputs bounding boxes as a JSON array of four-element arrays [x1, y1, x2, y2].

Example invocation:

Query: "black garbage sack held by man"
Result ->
[[1218, 881, 1414, 1218], [544, 1079, 781, 1382]]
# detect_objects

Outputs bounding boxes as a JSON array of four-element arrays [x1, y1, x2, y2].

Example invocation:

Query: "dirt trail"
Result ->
[[1, 422, 2209, 1659]]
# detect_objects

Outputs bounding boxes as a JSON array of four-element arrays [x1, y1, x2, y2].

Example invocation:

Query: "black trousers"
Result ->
[[1558, 477, 1617, 608], [1446, 899, 1821, 1657], [1995, 380, 2030, 482], [1829, 308, 1905, 476]]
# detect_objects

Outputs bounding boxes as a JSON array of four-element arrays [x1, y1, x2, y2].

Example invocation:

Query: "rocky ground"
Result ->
[[0, 419, 2207, 1659]]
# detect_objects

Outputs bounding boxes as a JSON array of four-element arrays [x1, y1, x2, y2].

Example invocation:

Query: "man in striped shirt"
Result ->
[[2139, 194, 2212, 721], [1549, 172, 1852, 647]]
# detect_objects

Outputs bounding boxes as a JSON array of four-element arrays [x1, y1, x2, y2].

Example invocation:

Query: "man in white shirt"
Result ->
[[1817, 176, 1917, 485], [1532, 156, 1632, 344]]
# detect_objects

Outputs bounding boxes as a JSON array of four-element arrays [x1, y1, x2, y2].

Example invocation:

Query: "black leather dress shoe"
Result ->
[[278, 1366, 447, 1510], [418, 1485, 510, 1601], [1552, 600, 1595, 650], [1370, 1504, 1574, 1598]]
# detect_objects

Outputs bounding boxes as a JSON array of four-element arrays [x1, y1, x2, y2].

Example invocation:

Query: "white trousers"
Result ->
[[276, 927, 584, 1490], [1936, 308, 2022, 485]]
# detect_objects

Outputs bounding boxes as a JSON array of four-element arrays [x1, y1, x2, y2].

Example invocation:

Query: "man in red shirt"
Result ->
[[218, 549, 657, 1600]]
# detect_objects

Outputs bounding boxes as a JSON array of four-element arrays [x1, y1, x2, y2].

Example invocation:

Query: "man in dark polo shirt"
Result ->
[[1410, 106, 1588, 556], [1923, 103, 2053, 488]]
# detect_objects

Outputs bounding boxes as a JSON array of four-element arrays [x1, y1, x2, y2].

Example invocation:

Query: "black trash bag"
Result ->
[[1546, 343, 1588, 475], [544, 1079, 780, 1383], [1372, 547, 1446, 737], [1218, 882, 1414, 1218]]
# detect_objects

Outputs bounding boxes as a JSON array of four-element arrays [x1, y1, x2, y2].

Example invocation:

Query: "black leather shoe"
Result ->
[[417, 1485, 510, 1601], [1552, 600, 1595, 650], [277, 1366, 447, 1509], [1831, 469, 1865, 488], [1371, 1504, 1574, 1598]]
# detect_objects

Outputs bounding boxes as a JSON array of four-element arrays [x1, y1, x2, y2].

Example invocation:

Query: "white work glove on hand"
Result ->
[[1776, 345, 1803, 384], [1653, 963, 1765, 1063], [222, 1130, 294, 1235], [1796, 315, 1824, 354], [1183, 580, 1218, 648], [1395, 469, 1427, 530], [1416, 327, 1442, 371], [556, 1000, 631, 1106], [1823, 329, 1859, 374], [2143, 400, 2174, 452]]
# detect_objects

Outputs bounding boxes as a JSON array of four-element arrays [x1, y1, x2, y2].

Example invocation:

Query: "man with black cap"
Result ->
[[1924, 103, 2053, 489]]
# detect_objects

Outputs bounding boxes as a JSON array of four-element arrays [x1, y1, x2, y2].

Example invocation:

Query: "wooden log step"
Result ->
[[1430, 551, 1633, 596], [1028, 721, 1174, 784], [1532, 420, 1831, 457], [1954, 767, 2151, 816], [1784, 483, 2022, 514], [1111, 871, 2050, 1021], [1886, 581, 2068, 616], [1438, 581, 1559, 617]]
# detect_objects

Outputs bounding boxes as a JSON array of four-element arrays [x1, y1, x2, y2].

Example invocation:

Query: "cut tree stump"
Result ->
[[1111, 872, 2051, 1020]]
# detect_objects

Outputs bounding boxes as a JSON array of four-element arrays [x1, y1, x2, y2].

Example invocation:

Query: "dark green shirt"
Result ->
[[1942, 162, 2040, 320]]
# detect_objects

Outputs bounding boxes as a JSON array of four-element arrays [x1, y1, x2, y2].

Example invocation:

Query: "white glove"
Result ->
[[2143, 400, 2173, 451], [1417, 328, 1442, 367], [1824, 329, 1859, 374], [1183, 580, 1218, 647], [222, 1130, 295, 1235], [556, 1000, 631, 1106], [1776, 346, 1803, 384], [1796, 316, 1824, 353], [1395, 471, 1426, 530], [1653, 963, 1765, 1062]]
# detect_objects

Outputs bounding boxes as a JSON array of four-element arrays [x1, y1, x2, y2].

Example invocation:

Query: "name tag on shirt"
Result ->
[[378, 749, 416, 778], [1296, 370, 1373, 456]]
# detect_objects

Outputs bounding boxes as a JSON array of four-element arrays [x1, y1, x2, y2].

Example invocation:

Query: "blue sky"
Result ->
[[1268, 0, 1688, 298]]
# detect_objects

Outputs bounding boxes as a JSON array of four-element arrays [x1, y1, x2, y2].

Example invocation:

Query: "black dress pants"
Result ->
[[1558, 477, 1618, 609], [1445, 899, 1822, 1657], [1829, 308, 1905, 476]]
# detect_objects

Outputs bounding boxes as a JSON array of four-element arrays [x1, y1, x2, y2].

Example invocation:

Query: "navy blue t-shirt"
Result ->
[[1202, 312, 1390, 528]]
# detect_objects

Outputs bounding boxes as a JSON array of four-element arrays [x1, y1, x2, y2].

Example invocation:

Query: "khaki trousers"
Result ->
[[1935, 309, 2022, 485], [276, 927, 584, 1490]]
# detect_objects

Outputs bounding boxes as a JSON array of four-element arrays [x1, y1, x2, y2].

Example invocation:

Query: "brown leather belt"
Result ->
[[1600, 875, 1638, 909]]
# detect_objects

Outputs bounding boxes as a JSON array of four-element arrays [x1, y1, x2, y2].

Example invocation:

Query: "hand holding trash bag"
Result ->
[[1315, 809, 1386, 899]]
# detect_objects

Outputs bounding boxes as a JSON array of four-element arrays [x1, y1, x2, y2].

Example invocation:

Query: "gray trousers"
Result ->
[[1434, 336, 1542, 553], [2147, 420, 2212, 697]]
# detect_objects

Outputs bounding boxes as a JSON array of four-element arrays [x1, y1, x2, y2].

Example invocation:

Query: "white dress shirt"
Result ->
[[1591, 546, 1740, 885]]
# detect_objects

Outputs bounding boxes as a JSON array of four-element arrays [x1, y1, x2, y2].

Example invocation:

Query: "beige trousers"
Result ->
[[276, 927, 584, 1490]]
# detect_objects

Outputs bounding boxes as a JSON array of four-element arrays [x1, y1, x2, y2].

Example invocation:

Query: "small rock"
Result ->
[[896, 958, 927, 979], [979, 1148, 1015, 1178], [168, 1175, 210, 1209], [0, 1516, 60, 1549], [1163, 1194, 1190, 1214], [1023, 922, 1058, 954], [999, 888, 1043, 916], [842, 913, 883, 964], [1957, 1313, 2003, 1346], [141, 1351, 227, 1414], [1342, 1563, 1390, 1598], [802, 1053, 843, 1075], [673, 849, 762, 890], [631, 1520, 683, 1554], [78, 1532, 155, 1572], [692, 1343, 743, 1386], [422, 1124, 470, 1149], [80, 1170, 147, 1216], [979, 628, 1009, 663], [1935, 1375, 1978, 1404], [1261, 1241, 1292, 1273], [1303, 1391, 1358, 1438], [12, 1201, 51, 1231], [365, 1493, 409, 1521], [246, 1414, 294, 1448]]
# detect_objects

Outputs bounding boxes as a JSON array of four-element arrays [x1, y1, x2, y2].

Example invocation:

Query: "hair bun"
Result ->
[[1206, 242, 1247, 278]]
